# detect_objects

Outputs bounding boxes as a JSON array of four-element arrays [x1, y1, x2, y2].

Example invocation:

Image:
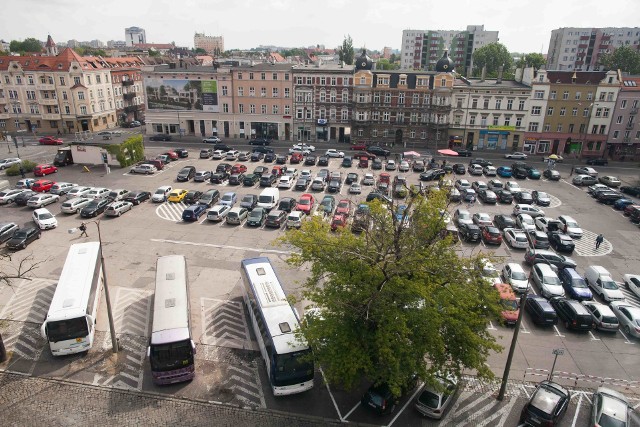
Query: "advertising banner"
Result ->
[[144, 78, 218, 112]]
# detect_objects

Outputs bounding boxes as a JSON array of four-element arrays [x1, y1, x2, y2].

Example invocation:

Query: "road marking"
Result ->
[[553, 325, 565, 337], [619, 329, 635, 344], [520, 324, 531, 334], [560, 179, 582, 190], [388, 384, 424, 427], [588, 331, 601, 341], [521, 384, 530, 398], [318, 366, 344, 421], [150, 238, 294, 255], [476, 397, 517, 427], [343, 401, 360, 419], [571, 393, 583, 427], [488, 321, 497, 330]]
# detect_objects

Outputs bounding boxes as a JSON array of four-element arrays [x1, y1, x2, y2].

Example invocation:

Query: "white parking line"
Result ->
[[150, 238, 294, 255], [553, 325, 565, 337], [488, 321, 497, 330], [343, 401, 361, 420], [521, 384, 531, 398], [619, 330, 635, 344], [571, 393, 583, 427], [560, 179, 582, 190], [388, 384, 424, 427], [588, 331, 601, 341]]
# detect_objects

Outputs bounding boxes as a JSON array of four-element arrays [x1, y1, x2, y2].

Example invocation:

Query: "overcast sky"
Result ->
[[4, 0, 640, 54]]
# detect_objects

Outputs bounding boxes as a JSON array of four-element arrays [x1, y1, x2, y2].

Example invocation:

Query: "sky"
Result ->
[[3, 0, 640, 54]]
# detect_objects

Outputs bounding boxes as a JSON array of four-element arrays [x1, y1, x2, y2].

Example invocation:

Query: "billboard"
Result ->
[[144, 78, 218, 112]]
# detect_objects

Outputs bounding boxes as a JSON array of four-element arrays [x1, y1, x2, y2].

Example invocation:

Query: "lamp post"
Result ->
[[497, 290, 528, 400], [176, 107, 182, 140], [578, 103, 595, 160], [68, 220, 118, 353]]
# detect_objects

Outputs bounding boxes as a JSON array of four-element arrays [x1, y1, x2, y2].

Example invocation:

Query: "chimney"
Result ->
[[496, 65, 504, 84], [480, 65, 486, 82]]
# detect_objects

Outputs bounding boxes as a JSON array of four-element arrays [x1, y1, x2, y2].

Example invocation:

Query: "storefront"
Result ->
[[251, 122, 279, 140], [316, 119, 329, 142], [478, 129, 510, 150]]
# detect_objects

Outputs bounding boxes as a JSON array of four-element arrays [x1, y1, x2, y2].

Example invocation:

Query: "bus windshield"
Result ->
[[46, 317, 89, 343], [150, 339, 194, 372], [272, 349, 314, 387]]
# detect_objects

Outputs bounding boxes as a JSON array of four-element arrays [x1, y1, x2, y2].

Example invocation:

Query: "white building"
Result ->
[[125, 27, 146, 47], [194, 33, 224, 54]]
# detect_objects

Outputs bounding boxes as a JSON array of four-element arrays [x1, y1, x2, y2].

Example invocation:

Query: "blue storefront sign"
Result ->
[[478, 130, 509, 150]]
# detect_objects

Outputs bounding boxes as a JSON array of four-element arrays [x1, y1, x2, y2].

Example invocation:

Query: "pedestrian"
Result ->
[[19, 166, 25, 179], [595, 234, 604, 250], [569, 165, 574, 176], [79, 223, 88, 238]]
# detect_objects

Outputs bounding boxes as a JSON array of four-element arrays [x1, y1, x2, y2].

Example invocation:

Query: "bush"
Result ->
[[104, 135, 144, 167], [5, 160, 36, 176]]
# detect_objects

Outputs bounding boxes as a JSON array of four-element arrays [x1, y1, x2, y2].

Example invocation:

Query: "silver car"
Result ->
[[591, 387, 630, 427], [61, 197, 93, 214], [104, 200, 133, 217], [610, 302, 640, 338], [226, 207, 248, 225], [207, 204, 231, 222], [415, 374, 458, 419]]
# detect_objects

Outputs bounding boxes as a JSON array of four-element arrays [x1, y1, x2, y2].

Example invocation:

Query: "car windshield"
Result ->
[[537, 192, 548, 198], [566, 221, 578, 228], [511, 271, 527, 280], [418, 390, 442, 408], [249, 210, 261, 218], [522, 217, 534, 225], [222, 195, 233, 201], [544, 276, 561, 286], [601, 279, 619, 290], [298, 199, 310, 205], [14, 230, 29, 238], [154, 189, 165, 195], [242, 196, 253, 202], [571, 279, 587, 288], [38, 213, 53, 220], [501, 299, 518, 310], [459, 212, 470, 220]]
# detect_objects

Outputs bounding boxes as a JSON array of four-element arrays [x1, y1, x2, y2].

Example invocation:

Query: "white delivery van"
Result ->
[[257, 188, 280, 211], [584, 266, 625, 303]]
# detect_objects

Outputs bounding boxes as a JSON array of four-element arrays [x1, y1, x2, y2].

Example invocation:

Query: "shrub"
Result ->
[[5, 160, 36, 176]]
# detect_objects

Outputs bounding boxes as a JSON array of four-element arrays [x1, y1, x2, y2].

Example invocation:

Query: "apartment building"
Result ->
[[547, 27, 640, 71], [608, 76, 640, 159], [400, 25, 498, 74], [194, 33, 224, 55], [291, 63, 354, 143], [125, 27, 146, 47]]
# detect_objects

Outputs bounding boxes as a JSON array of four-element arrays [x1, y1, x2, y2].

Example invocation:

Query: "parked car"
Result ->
[[557, 215, 583, 238], [572, 174, 598, 186], [105, 200, 134, 217], [520, 381, 570, 426], [549, 297, 594, 331], [586, 158, 609, 166], [167, 189, 188, 203], [527, 229, 550, 249], [481, 225, 502, 245], [32, 208, 57, 230], [106, 189, 130, 202], [575, 166, 598, 177], [493, 214, 516, 230], [27, 193, 59, 208], [207, 204, 231, 221], [557, 268, 592, 301], [525, 295, 558, 326], [503, 228, 529, 249], [80, 198, 110, 218], [152, 185, 172, 203], [584, 266, 625, 303], [458, 223, 481, 242], [610, 302, 640, 339], [123, 190, 151, 205], [590, 387, 631, 427], [514, 191, 534, 204], [548, 232, 575, 253], [583, 301, 619, 332], [219, 192, 237, 207], [226, 207, 248, 225], [49, 182, 78, 196], [531, 191, 551, 206], [414, 374, 458, 419], [0, 222, 18, 243], [130, 164, 157, 175], [599, 175, 621, 187], [246, 207, 267, 227], [149, 134, 172, 141], [496, 166, 513, 177], [14, 190, 38, 206], [6, 227, 41, 250], [38, 136, 63, 145], [0, 189, 26, 204], [513, 204, 545, 218], [265, 209, 287, 228], [0, 157, 21, 170], [543, 169, 561, 180], [33, 164, 58, 176], [502, 263, 529, 293], [524, 248, 577, 270], [620, 186, 640, 197], [495, 189, 513, 204], [194, 170, 212, 182]]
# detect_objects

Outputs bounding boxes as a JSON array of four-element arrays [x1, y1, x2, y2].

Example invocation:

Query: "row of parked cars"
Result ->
[[574, 181, 640, 225]]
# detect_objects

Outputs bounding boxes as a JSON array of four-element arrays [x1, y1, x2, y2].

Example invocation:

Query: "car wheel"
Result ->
[[625, 325, 631, 335], [22, 243, 26, 249], [36, 233, 41, 239], [564, 320, 570, 329]]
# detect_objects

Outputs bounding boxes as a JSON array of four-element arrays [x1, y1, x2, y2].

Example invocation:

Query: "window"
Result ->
[[87, 75, 92, 85], [592, 125, 598, 134], [249, 72, 254, 80], [237, 72, 243, 80], [306, 77, 312, 85], [330, 90, 336, 102], [261, 105, 267, 114], [616, 115, 623, 124], [586, 91, 593, 100], [583, 108, 589, 117], [296, 76, 303, 84], [341, 109, 348, 120], [470, 115, 476, 125], [284, 88, 290, 98], [272, 88, 279, 97], [221, 86, 228, 96], [572, 108, 578, 116], [342, 89, 348, 102], [544, 124, 550, 131], [559, 107, 566, 116], [320, 91, 326, 102], [518, 100, 525, 110], [515, 117, 522, 127], [504, 116, 511, 126], [563, 91, 569, 100], [599, 92, 606, 101], [410, 112, 418, 123], [472, 98, 478, 108], [373, 93, 380, 103], [80, 106, 87, 114], [531, 106, 541, 115], [483, 99, 490, 109], [272, 73, 278, 80], [64, 106, 70, 114], [412, 93, 419, 105], [534, 90, 545, 99], [372, 129, 378, 137], [284, 105, 290, 115], [78, 91, 85, 100], [238, 87, 244, 96], [621, 100, 627, 108], [238, 104, 244, 113], [398, 92, 405, 104], [73, 77, 81, 85], [249, 87, 255, 97], [595, 107, 602, 117], [260, 87, 266, 97], [384, 92, 391, 103], [506, 99, 513, 110], [223, 103, 229, 113], [495, 99, 502, 109], [59, 76, 65, 86], [550, 90, 557, 100], [493, 115, 499, 125], [575, 91, 581, 100], [410, 130, 416, 138], [547, 106, 554, 116], [331, 77, 336, 85], [381, 111, 390, 122], [396, 112, 404, 123], [599, 125, 606, 134], [284, 73, 290, 81], [261, 72, 266, 80], [250, 104, 256, 114], [528, 122, 539, 132]]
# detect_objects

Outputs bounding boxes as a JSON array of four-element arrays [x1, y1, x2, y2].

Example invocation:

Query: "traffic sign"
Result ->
[[552, 348, 564, 356]]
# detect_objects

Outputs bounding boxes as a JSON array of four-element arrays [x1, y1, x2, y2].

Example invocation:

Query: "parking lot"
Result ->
[[1, 140, 639, 425]]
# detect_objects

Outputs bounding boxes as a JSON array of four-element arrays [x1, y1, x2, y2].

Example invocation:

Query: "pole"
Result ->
[[177, 108, 182, 140], [549, 353, 559, 381], [497, 291, 527, 400], [95, 221, 119, 353]]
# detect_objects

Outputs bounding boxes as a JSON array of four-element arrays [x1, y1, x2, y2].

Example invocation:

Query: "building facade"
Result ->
[[194, 33, 224, 55], [608, 75, 640, 159], [547, 27, 640, 71], [104, 57, 146, 124], [291, 63, 354, 143], [125, 27, 146, 47], [400, 25, 499, 74]]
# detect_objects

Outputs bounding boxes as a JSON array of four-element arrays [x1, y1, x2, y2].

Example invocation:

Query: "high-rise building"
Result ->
[[194, 33, 224, 54], [547, 27, 640, 71], [125, 26, 146, 47], [400, 25, 499, 74]]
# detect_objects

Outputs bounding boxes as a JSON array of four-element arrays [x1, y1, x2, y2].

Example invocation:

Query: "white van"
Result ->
[[257, 188, 280, 211], [584, 266, 625, 303]]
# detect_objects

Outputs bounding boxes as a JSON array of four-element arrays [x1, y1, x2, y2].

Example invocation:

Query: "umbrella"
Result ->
[[437, 149, 459, 156], [403, 151, 420, 157], [547, 154, 559, 160]]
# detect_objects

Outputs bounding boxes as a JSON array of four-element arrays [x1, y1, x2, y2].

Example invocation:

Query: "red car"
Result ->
[[290, 152, 304, 164], [481, 225, 503, 245], [623, 204, 640, 217], [331, 214, 347, 231], [351, 143, 368, 151], [163, 151, 178, 160], [297, 193, 315, 214], [31, 179, 55, 192], [231, 163, 247, 174], [336, 199, 352, 217], [39, 136, 63, 145], [33, 164, 58, 176]]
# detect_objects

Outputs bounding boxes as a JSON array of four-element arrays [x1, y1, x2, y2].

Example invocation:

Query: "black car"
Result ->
[[198, 189, 220, 207], [317, 156, 329, 166], [240, 194, 258, 211], [149, 134, 172, 141], [532, 190, 551, 206], [275, 154, 288, 164], [371, 158, 383, 170], [6, 227, 41, 250], [524, 248, 577, 270], [367, 146, 391, 157], [525, 295, 558, 326], [452, 163, 466, 174], [173, 148, 189, 158], [495, 189, 513, 204], [184, 190, 203, 205], [342, 157, 353, 167], [361, 377, 417, 415], [216, 163, 232, 173], [265, 209, 287, 228], [304, 155, 317, 166], [596, 191, 622, 205], [14, 190, 38, 206], [176, 166, 196, 182], [252, 146, 274, 154], [420, 169, 445, 181], [345, 173, 359, 184], [264, 153, 276, 163], [512, 166, 528, 179], [543, 169, 561, 181], [549, 297, 594, 331], [246, 207, 267, 226], [514, 191, 533, 204], [478, 189, 497, 204], [469, 158, 493, 167], [459, 223, 481, 242], [454, 149, 473, 157], [210, 172, 230, 184], [253, 166, 269, 176], [586, 157, 608, 166], [243, 173, 260, 186], [123, 190, 151, 205], [295, 177, 310, 190], [228, 173, 245, 185], [213, 143, 233, 152], [80, 198, 110, 218], [327, 179, 341, 193], [249, 137, 272, 146], [260, 173, 276, 187], [277, 197, 297, 213], [548, 232, 575, 253], [520, 381, 570, 426], [493, 214, 515, 230], [620, 186, 640, 197], [250, 152, 264, 161]]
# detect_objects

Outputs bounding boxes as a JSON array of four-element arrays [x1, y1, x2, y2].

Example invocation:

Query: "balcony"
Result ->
[[41, 113, 61, 120], [122, 80, 134, 87], [39, 98, 58, 105], [0, 113, 10, 120], [35, 83, 55, 91], [123, 92, 136, 101]]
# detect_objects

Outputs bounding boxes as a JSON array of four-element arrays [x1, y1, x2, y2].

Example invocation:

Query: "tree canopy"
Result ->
[[280, 191, 503, 395], [9, 38, 42, 54], [337, 35, 355, 65], [376, 58, 399, 70], [472, 42, 513, 78], [600, 45, 640, 74]]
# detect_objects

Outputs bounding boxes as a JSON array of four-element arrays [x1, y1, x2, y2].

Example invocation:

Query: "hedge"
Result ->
[[5, 160, 37, 176], [104, 135, 145, 167]]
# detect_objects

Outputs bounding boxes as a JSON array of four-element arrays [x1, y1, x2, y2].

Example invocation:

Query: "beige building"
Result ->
[[194, 33, 224, 55]]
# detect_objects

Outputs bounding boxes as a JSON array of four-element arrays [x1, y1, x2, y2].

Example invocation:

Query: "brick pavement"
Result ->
[[0, 372, 347, 427]]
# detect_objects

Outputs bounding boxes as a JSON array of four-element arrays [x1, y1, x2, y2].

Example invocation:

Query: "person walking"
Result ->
[[595, 233, 604, 250], [569, 165, 574, 176], [79, 223, 89, 237], [19, 166, 25, 179]]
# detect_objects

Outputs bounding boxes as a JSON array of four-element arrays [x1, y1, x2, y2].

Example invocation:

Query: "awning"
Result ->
[[438, 149, 459, 156], [403, 151, 421, 157]]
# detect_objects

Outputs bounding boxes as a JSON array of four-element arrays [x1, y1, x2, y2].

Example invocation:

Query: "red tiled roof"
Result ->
[[621, 77, 640, 91], [45, 35, 56, 47]]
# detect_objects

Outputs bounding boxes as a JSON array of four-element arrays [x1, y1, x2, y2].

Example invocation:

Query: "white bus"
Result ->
[[240, 257, 314, 395], [40, 242, 103, 356], [147, 255, 196, 385]]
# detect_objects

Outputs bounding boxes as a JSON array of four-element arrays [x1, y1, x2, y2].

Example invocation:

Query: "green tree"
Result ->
[[523, 53, 545, 70], [280, 192, 503, 395], [148, 49, 160, 57], [472, 42, 513, 77], [9, 38, 42, 53], [376, 58, 398, 70], [194, 48, 207, 55], [600, 45, 640, 74], [337, 35, 355, 65]]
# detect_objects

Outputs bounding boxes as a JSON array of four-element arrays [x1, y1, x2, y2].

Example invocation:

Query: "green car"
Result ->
[[246, 207, 267, 226], [243, 173, 260, 186], [527, 167, 541, 180]]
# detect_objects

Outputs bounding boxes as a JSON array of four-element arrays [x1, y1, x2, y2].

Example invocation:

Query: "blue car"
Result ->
[[182, 204, 207, 221], [614, 198, 634, 210], [558, 268, 592, 301], [527, 168, 541, 180], [497, 166, 513, 178]]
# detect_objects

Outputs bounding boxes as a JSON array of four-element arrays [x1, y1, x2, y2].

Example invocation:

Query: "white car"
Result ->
[[211, 149, 226, 159], [454, 208, 473, 226], [27, 193, 59, 208], [107, 189, 129, 201], [503, 228, 529, 249], [0, 157, 21, 169], [300, 169, 312, 179], [483, 166, 497, 176], [558, 215, 583, 239], [0, 189, 26, 204], [202, 136, 222, 144], [610, 302, 640, 338], [385, 160, 397, 170], [505, 181, 522, 193], [472, 212, 492, 226], [362, 173, 376, 186], [66, 186, 92, 199], [532, 264, 564, 298], [513, 204, 545, 218], [86, 187, 110, 199], [105, 200, 133, 217], [502, 262, 529, 293], [582, 301, 619, 332], [587, 273, 625, 303], [277, 176, 293, 189], [60, 197, 92, 214], [325, 149, 344, 158], [225, 150, 240, 160], [534, 217, 555, 232], [152, 185, 172, 203], [455, 179, 471, 190], [480, 259, 501, 285], [516, 213, 536, 231], [49, 182, 78, 196], [129, 164, 157, 174], [624, 274, 640, 299], [399, 161, 410, 172], [310, 178, 325, 191], [468, 164, 483, 175], [32, 208, 57, 230], [284, 168, 298, 179], [587, 183, 609, 195], [487, 179, 503, 191], [349, 183, 362, 194], [207, 204, 231, 221], [289, 147, 311, 155], [504, 152, 528, 160], [15, 178, 35, 189], [286, 211, 306, 229], [292, 143, 316, 152]]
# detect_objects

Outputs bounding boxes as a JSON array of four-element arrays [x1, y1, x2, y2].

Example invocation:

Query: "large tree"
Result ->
[[600, 45, 640, 74], [280, 191, 503, 395], [524, 53, 545, 70], [337, 35, 355, 65], [9, 38, 42, 54], [472, 42, 513, 77]]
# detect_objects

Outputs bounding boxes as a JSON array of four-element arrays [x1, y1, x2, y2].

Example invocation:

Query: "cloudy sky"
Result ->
[[4, 0, 639, 53]]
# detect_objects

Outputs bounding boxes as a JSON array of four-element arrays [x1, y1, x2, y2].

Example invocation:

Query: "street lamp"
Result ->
[[497, 290, 528, 401], [68, 220, 118, 353]]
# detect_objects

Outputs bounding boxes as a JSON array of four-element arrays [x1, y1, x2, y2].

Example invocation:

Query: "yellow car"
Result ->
[[167, 189, 188, 203]]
